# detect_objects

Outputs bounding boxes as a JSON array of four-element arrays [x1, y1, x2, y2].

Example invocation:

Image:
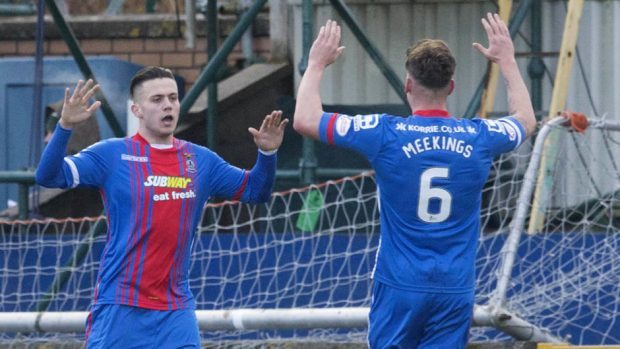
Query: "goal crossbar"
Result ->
[[0, 305, 562, 343]]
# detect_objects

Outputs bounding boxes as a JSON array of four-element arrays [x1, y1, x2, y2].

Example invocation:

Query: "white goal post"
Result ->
[[0, 306, 558, 342]]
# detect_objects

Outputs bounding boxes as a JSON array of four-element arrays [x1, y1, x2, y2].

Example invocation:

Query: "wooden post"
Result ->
[[479, 0, 512, 118], [528, 0, 585, 233]]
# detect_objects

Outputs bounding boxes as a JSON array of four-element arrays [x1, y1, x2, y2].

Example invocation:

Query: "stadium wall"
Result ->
[[0, 13, 272, 94]]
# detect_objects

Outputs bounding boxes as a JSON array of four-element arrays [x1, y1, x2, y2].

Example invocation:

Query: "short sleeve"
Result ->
[[318, 112, 384, 161], [478, 116, 526, 157]]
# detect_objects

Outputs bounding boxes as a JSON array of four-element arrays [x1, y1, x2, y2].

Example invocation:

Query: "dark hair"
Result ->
[[129, 66, 175, 99], [405, 39, 456, 90]]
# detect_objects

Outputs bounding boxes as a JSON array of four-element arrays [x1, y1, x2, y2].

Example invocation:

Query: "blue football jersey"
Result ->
[[37, 127, 276, 310], [319, 110, 525, 292]]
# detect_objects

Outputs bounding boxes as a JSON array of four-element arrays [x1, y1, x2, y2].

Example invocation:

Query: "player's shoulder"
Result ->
[[81, 137, 126, 153], [471, 115, 520, 125], [334, 113, 388, 133], [352, 112, 387, 125], [468, 116, 519, 130], [177, 140, 221, 161], [373, 113, 398, 122], [471, 116, 524, 144], [179, 140, 209, 153], [486, 115, 522, 128]]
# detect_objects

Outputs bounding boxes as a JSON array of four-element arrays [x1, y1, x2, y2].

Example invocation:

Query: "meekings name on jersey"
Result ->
[[392, 120, 477, 159], [144, 175, 196, 201], [402, 135, 474, 159]]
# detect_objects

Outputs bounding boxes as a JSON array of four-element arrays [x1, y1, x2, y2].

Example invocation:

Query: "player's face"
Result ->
[[132, 77, 180, 144]]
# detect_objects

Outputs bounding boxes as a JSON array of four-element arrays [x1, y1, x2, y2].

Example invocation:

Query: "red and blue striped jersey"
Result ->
[[319, 110, 525, 293], [37, 126, 276, 310]]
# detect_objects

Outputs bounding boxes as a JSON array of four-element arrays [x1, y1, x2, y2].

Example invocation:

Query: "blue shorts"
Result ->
[[85, 304, 200, 349], [368, 280, 474, 349]]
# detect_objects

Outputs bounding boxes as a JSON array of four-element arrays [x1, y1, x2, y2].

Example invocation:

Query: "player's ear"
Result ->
[[405, 75, 413, 94], [130, 103, 142, 118], [447, 79, 455, 95]]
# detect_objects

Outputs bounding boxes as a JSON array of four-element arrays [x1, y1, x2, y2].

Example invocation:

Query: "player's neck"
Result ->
[[407, 88, 448, 114], [409, 100, 448, 114], [137, 129, 174, 146]]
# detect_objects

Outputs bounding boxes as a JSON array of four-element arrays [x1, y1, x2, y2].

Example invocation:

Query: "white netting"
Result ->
[[0, 122, 619, 345], [191, 173, 378, 343], [472, 121, 620, 344]]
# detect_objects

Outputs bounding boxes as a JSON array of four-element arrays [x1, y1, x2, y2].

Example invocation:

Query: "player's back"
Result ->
[[373, 115, 518, 292], [371, 114, 496, 292], [318, 111, 525, 291]]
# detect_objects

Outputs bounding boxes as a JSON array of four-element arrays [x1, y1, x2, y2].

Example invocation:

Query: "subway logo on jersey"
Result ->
[[144, 175, 192, 189]]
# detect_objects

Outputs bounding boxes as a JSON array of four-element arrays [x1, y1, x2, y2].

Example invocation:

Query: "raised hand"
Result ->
[[308, 19, 345, 69], [248, 110, 289, 152], [474, 13, 536, 136], [472, 13, 514, 65], [59, 79, 102, 129]]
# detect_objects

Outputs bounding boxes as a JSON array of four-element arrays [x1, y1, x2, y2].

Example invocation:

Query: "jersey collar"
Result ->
[[413, 109, 451, 118], [132, 133, 179, 150]]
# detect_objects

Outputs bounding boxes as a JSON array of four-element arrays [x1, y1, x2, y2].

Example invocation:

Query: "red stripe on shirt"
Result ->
[[175, 201, 190, 309], [84, 310, 94, 345], [94, 189, 109, 305], [138, 147, 182, 309], [119, 140, 142, 304], [413, 109, 450, 118], [326, 113, 339, 145], [172, 183, 191, 309], [176, 142, 198, 309], [127, 144, 151, 306], [168, 144, 190, 309], [232, 171, 250, 201], [174, 143, 195, 309]]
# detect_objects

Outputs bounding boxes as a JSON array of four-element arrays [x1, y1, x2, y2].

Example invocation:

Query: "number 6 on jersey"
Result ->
[[417, 167, 451, 223]]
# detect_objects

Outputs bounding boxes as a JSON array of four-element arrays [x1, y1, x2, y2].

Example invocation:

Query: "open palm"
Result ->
[[472, 13, 514, 64], [249, 110, 289, 152], [60, 79, 101, 128]]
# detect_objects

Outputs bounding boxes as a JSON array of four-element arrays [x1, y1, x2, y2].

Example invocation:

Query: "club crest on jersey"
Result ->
[[335, 116, 352, 136], [353, 114, 379, 131], [184, 153, 197, 173]]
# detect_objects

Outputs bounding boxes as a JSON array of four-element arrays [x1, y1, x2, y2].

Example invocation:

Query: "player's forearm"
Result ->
[[35, 124, 73, 188], [500, 59, 536, 137], [293, 64, 326, 139], [242, 152, 277, 203]]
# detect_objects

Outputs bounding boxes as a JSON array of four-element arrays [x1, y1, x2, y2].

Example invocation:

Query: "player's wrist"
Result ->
[[258, 148, 278, 156], [58, 118, 74, 130], [497, 56, 517, 68], [307, 61, 327, 71]]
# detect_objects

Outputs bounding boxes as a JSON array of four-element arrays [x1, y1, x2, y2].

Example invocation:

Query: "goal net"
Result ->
[[0, 116, 618, 345], [472, 115, 620, 344]]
